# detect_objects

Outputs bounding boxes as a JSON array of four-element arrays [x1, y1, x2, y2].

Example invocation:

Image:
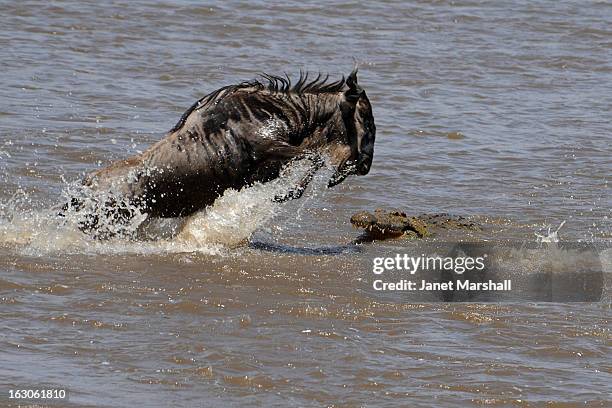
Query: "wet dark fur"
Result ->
[[69, 69, 376, 231]]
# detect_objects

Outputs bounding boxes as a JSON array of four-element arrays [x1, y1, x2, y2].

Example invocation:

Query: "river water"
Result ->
[[0, 1, 610, 407]]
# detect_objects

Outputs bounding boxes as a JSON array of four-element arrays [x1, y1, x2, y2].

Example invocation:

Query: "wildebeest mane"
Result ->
[[170, 72, 347, 132], [255, 71, 347, 94]]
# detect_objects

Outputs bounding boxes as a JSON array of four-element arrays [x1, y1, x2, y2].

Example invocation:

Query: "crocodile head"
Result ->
[[350, 208, 429, 238]]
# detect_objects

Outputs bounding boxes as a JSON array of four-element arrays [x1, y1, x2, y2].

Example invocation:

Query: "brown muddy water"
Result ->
[[0, 1, 611, 407]]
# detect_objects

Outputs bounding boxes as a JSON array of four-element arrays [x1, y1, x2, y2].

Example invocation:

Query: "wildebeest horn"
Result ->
[[345, 67, 363, 99]]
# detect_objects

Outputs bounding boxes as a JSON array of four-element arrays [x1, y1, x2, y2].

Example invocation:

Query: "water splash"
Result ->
[[0, 157, 322, 255], [535, 220, 566, 243], [177, 158, 319, 248]]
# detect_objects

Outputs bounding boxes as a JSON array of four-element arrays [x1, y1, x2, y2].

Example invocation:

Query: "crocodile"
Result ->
[[350, 208, 480, 240]]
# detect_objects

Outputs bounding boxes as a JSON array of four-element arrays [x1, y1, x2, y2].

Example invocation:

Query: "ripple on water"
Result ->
[[0, 1, 611, 407]]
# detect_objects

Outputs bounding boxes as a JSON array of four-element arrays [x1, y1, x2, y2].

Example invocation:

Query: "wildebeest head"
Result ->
[[328, 68, 376, 187]]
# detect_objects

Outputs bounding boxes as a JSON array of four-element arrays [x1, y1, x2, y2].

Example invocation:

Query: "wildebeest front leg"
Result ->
[[274, 155, 325, 203]]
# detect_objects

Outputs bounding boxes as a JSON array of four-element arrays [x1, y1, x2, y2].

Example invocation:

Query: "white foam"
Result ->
[[535, 220, 566, 243], [0, 158, 320, 256]]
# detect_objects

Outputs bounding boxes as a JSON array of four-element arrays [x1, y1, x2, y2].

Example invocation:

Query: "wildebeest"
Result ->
[[66, 68, 376, 235]]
